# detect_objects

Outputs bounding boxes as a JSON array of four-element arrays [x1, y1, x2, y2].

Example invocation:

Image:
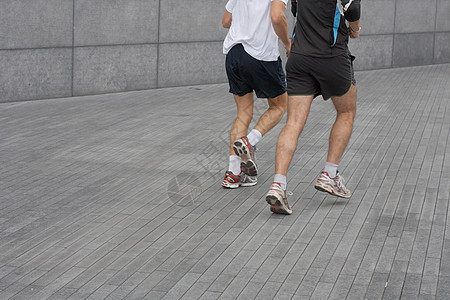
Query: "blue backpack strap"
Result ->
[[331, 4, 341, 47]]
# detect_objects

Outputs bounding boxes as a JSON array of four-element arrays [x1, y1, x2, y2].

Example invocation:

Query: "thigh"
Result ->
[[267, 92, 288, 111], [331, 84, 357, 114], [286, 95, 314, 128]]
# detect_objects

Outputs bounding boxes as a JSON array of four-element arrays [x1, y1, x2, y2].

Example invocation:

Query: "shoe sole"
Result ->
[[314, 183, 351, 199], [239, 181, 257, 187], [222, 182, 239, 189], [233, 141, 258, 176], [240, 161, 257, 176], [266, 195, 292, 215]]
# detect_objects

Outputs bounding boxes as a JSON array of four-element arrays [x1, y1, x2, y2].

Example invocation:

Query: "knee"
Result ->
[[278, 100, 288, 114], [334, 87, 357, 119], [336, 111, 356, 127], [269, 93, 288, 114]]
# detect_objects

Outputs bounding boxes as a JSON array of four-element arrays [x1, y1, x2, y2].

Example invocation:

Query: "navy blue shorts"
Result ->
[[286, 52, 356, 100], [225, 44, 286, 99]]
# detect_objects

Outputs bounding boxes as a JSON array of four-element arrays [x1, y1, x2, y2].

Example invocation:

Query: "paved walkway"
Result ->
[[1, 64, 450, 299]]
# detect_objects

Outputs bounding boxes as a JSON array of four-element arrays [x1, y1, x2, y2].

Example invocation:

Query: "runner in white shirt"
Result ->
[[223, 0, 288, 61], [220, 0, 291, 198]]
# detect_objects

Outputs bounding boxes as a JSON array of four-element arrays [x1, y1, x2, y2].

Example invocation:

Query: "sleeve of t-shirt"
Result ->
[[344, 0, 361, 22], [225, 0, 236, 13]]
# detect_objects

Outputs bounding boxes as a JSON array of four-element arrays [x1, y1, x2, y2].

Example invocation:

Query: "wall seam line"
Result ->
[[156, 0, 161, 88], [433, 0, 438, 64], [71, 0, 75, 97], [392, 0, 397, 68]]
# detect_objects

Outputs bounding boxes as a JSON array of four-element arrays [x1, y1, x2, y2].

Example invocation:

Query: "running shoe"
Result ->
[[233, 136, 258, 176], [314, 171, 352, 198], [239, 173, 257, 187], [265, 182, 292, 215], [222, 171, 240, 189]]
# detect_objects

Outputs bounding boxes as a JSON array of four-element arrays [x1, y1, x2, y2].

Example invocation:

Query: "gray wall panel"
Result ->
[[349, 35, 394, 70], [73, 45, 158, 96], [0, 0, 73, 49], [436, 0, 450, 31], [361, 0, 396, 35], [74, 0, 159, 46], [395, 0, 436, 33], [158, 42, 226, 87], [393, 33, 434, 67], [1, 0, 449, 102], [0, 49, 72, 102], [434, 32, 450, 64], [160, 0, 227, 42]]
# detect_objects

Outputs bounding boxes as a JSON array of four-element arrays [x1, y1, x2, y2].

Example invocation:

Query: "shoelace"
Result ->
[[241, 174, 256, 181], [270, 184, 293, 197], [226, 173, 239, 183], [250, 144, 256, 160], [334, 175, 346, 190]]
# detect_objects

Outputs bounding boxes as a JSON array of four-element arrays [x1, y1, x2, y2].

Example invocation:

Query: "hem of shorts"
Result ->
[[256, 89, 286, 99], [287, 92, 320, 100], [327, 81, 355, 99], [287, 93, 316, 96], [230, 90, 253, 97]]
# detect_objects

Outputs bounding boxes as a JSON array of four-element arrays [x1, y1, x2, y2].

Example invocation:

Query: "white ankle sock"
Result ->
[[247, 129, 262, 146], [324, 162, 338, 178], [273, 174, 287, 191], [228, 155, 241, 175]]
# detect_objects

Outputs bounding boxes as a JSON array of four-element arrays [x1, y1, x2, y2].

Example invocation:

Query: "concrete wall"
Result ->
[[1, 0, 449, 102], [350, 0, 450, 69]]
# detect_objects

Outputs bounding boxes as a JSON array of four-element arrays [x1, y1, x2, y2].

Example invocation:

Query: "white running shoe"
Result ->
[[222, 171, 240, 189], [314, 171, 352, 198], [233, 136, 258, 176], [239, 173, 257, 187], [265, 182, 292, 215]]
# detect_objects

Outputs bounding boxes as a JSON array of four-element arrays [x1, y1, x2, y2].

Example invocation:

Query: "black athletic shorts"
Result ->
[[225, 44, 286, 99], [286, 52, 356, 100]]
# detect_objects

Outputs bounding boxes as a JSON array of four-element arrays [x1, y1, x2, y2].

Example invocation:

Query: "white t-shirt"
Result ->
[[223, 0, 288, 62]]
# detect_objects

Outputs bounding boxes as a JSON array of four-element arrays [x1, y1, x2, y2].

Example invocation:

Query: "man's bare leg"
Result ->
[[253, 92, 288, 136], [275, 95, 314, 176], [231, 92, 287, 176], [266, 94, 314, 214], [314, 84, 356, 198], [328, 84, 357, 164], [229, 93, 254, 156], [222, 92, 255, 188]]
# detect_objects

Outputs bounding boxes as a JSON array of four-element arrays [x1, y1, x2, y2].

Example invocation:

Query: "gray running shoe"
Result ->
[[222, 171, 240, 189], [233, 136, 258, 176], [314, 171, 352, 198], [265, 182, 292, 215], [239, 173, 257, 187]]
